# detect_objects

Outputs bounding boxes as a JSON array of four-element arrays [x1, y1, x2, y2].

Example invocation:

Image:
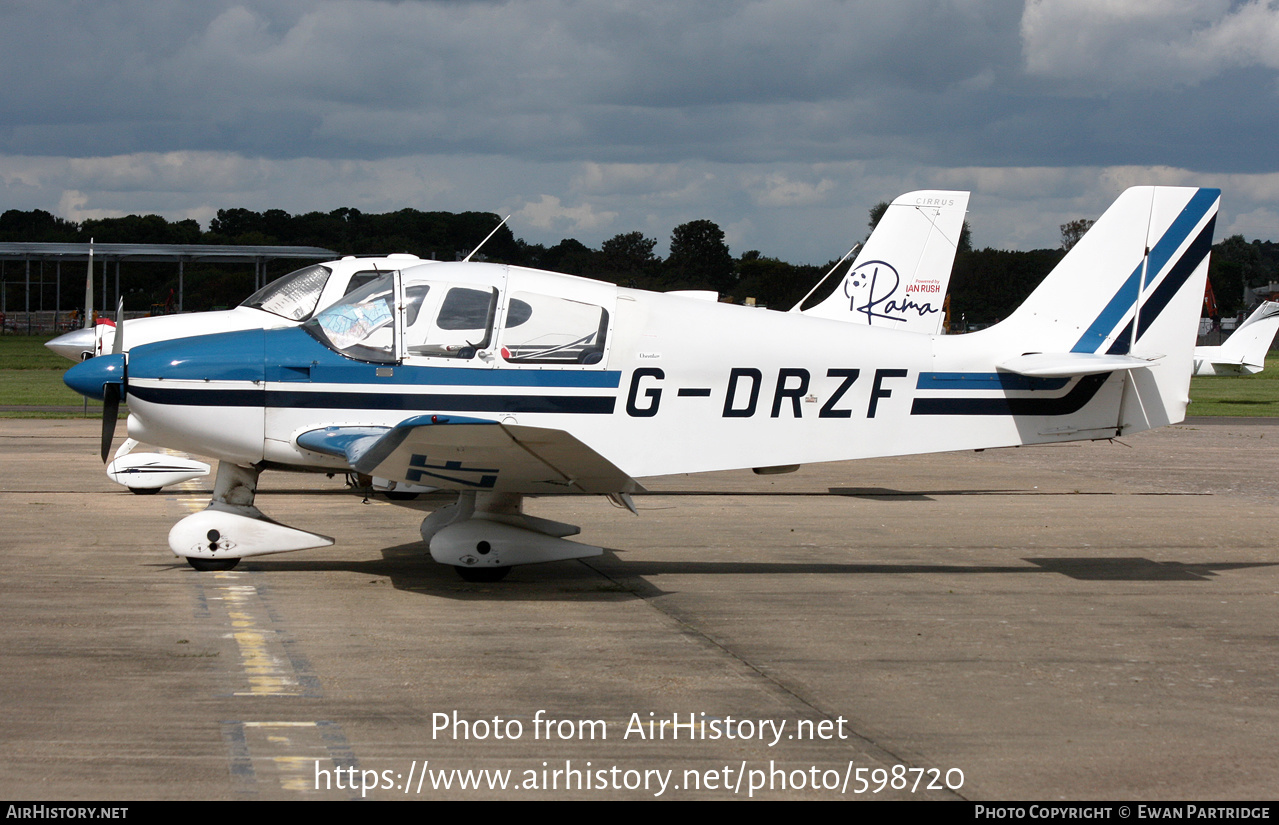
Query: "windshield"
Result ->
[[304, 273, 397, 363], [241, 264, 332, 321]]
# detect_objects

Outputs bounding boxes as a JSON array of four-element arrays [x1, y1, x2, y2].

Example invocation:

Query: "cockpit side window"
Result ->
[[500, 291, 608, 364], [403, 283, 498, 359], [343, 270, 387, 297], [404, 284, 431, 327], [241, 264, 332, 321], [303, 273, 397, 363]]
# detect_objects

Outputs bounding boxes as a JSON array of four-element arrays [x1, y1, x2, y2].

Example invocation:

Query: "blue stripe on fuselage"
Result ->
[[126, 384, 616, 415], [916, 372, 1070, 391]]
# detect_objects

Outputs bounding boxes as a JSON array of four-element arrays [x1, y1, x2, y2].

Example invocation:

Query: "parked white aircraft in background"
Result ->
[[62, 186, 1218, 580], [46, 254, 432, 492], [800, 190, 969, 334], [45, 254, 431, 362], [1193, 301, 1279, 376]]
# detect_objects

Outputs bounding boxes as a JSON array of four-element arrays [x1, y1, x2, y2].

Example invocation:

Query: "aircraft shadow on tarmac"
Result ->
[[649, 488, 1210, 501], [229, 485, 1211, 502], [153, 545, 1278, 602]]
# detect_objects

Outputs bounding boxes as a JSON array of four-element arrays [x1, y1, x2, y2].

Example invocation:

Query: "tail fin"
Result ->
[[1194, 301, 1279, 375], [804, 190, 968, 333], [985, 186, 1220, 428]]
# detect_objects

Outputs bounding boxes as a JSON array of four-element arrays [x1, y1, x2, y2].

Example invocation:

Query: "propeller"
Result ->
[[101, 384, 121, 462], [100, 298, 125, 462]]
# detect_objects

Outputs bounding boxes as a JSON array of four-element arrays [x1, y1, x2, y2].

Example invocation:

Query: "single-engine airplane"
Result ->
[[63, 186, 1218, 581]]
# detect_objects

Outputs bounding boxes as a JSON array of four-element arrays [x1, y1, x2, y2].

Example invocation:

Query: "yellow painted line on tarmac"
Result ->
[[220, 583, 300, 697]]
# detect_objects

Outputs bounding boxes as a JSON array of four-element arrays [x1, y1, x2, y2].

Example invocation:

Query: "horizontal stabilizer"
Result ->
[[305, 415, 643, 495], [998, 352, 1163, 378]]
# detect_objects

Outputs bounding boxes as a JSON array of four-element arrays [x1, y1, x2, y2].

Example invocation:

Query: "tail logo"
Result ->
[[842, 260, 940, 324]]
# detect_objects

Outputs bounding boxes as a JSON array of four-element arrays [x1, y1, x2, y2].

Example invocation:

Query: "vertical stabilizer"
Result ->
[[981, 186, 1219, 429], [804, 190, 968, 333], [1193, 301, 1279, 375]]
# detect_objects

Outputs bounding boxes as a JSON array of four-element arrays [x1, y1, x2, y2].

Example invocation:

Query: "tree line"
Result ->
[[1, 204, 1274, 326]]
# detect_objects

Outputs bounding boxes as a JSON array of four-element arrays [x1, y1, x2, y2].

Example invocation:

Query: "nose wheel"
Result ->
[[455, 566, 510, 583], [186, 557, 240, 572]]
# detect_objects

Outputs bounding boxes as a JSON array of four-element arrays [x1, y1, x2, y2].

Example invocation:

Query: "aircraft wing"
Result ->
[[298, 416, 644, 495], [997, 352, 1164, 378]]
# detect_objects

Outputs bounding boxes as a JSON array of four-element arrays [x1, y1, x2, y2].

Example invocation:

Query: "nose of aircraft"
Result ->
[[64, 353, 126, 401], [45, 327, 97, 361]]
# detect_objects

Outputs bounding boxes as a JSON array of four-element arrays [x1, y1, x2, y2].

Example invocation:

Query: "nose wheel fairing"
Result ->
[[168, 463, 333, 568]]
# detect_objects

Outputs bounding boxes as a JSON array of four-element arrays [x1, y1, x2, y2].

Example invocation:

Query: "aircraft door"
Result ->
[[399, 268, 504, 369]]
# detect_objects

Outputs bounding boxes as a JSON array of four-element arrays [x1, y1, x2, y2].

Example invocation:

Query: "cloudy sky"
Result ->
[[2, 0, 1279, 262]]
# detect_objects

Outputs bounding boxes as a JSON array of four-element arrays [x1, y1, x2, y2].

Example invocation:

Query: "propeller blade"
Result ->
[[101, 383, 120, 462], [111, 298, 125, 355]]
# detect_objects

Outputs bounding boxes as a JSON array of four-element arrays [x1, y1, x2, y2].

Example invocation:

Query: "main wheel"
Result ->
[[186, 557, 240, 572], [130, 486, 162, 496], [383, 490, 420, 501], [455, 565, 510, 583]]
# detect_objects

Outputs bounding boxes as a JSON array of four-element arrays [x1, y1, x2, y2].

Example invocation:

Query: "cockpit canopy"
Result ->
[[302, 264, 615, 368], [241, 263, 389, 322]]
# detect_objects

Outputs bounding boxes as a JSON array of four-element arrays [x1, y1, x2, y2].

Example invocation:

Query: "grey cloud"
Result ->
[[0, 1, 1277, 259], [0, 1, 1026, 164]]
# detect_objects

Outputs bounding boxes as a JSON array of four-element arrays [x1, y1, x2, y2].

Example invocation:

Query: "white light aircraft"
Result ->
[[800, 190, 968, 333], [46, 254, 431, 362], [47, 254, 433, 492], [1192, 301, 1279, 376], [63, 186, 1219, 580]]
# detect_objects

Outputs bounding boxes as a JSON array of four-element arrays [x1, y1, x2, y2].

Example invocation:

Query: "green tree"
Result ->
[[949, 248, 1063, 326], [735, 252, 821, 309], [540, 239, 596, 276], [1208, 235, 1268, 317], [0, 209, 78, 242], [868, 202, 889, 234], [665, 219, 733, 291], [1060, 219, 1095, 251], [598, 231, 658, 285], [208, 207, 267, 240]]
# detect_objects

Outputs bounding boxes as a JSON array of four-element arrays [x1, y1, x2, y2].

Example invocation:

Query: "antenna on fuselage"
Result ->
[[787, 243, 861, 313], [461, 215, 511, 263], [83, 238, 94, 330]]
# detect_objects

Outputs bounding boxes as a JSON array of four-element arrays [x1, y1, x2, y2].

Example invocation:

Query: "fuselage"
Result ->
[[115, 260, 1135, 486]]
